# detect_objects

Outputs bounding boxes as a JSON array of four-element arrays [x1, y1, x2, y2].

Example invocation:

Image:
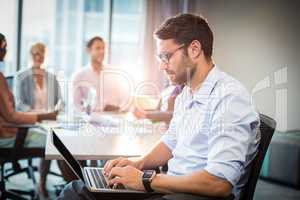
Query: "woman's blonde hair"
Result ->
[[30, 42, 46, 55]]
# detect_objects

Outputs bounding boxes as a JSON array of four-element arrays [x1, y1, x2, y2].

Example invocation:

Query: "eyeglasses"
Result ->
[[157, 44, 185, 64]]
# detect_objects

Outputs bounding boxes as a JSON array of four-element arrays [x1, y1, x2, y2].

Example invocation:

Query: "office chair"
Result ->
[[4, 75, 62, 176], [0, 125, 44, 200], [160, 113, 276, 200], [238, 114, 276, 200]]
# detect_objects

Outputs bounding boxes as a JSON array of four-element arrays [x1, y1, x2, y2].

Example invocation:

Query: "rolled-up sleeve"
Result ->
[[204, 89, 259, 186]]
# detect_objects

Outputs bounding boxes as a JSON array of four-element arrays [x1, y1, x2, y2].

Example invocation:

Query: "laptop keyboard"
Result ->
[[90, 168, 108, 189]]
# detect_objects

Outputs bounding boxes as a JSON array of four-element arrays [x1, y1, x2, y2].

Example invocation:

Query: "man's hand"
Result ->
[[108, 166, 145, 191], [103, 157, 144, 176]]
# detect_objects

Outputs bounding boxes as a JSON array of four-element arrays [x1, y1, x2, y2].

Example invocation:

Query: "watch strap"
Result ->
[[142, 170, 155, 192]]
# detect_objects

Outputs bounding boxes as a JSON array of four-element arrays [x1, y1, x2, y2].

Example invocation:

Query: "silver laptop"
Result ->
[[51, 128, 145, 193]]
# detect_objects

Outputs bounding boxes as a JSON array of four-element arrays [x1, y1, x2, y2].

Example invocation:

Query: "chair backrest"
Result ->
[[240, 114, 276, 200], [0, 126, 43, 162], [0, 127, 29, 162]]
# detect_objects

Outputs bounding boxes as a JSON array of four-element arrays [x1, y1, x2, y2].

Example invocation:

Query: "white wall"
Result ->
[[188, 0, 300, 131]]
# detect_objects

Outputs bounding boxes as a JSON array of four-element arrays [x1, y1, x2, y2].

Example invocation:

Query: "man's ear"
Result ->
[[188, 40, 202, 59], [0, 40, 7, 61], [0, 40, 5, 48]]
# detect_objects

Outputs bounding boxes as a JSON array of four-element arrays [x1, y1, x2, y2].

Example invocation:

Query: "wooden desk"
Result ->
[[44, 121, 166, 160]]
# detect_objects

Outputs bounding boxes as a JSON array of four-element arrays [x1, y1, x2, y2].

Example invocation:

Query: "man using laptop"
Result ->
[[58, 13, 259, 200]]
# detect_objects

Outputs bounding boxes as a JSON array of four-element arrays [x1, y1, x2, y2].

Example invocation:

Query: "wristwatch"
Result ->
[[142, 170, 156, 192]]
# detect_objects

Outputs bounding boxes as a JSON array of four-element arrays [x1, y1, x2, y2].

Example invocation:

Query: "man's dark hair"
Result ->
[[154, 13, 213, 60], [86, 36, 104, 48]]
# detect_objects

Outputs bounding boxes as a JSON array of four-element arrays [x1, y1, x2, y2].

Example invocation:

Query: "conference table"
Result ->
[[42, 113, 167, 160]]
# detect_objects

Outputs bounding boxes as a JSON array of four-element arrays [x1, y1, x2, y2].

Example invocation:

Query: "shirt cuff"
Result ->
[[161, 133, 176, 151], [204, 161, 242, 186]]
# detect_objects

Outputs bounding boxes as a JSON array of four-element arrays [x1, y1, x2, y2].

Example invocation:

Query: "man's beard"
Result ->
[[174, 54, 196, 85]]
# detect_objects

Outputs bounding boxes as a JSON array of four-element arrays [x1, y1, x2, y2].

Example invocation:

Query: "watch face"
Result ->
[[143, 170, 154, 179]]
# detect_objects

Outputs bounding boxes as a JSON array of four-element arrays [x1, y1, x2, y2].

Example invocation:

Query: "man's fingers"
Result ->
[[104, 158, 121, 175], [108, 167, 124, 180], [115, 159, 129, 168], [103, 160, 111, 173], [103, 161, 109, 174], [108, 176, 124, 186], [104, 161, 116, 175]]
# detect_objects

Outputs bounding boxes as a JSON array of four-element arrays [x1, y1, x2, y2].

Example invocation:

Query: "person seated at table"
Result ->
[[15, 42, 62, 112], [14, 42, 79, 198], [0, 33, 60, 198], [72, 36, 128, 114], [58, 14, 260, 200], [133, 84, 184, 125]]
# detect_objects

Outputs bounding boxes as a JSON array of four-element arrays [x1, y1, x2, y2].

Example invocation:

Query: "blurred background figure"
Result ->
[[72, 36, 126, 114], [0, 33, 62, 199], [15, 42, 62, 112], [14, 42, 74, 198], [133, 84, 184, 125]]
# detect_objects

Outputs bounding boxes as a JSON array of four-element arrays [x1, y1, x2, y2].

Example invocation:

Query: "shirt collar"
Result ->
[[184, 65, 221, 107], [87, 63, 107, 76]]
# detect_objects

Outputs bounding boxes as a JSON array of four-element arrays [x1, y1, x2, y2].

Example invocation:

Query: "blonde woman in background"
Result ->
[[15, 43, 75, 198], [15, 43, 61, 112]]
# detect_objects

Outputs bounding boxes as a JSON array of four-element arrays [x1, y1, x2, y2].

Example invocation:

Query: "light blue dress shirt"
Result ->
[[162, 66, 260, 199]]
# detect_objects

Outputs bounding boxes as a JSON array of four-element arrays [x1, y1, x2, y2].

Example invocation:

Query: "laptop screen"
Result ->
[[51, 129, 85, 181]]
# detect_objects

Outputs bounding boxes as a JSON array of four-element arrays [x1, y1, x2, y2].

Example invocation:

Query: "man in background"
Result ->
[[72, 36, 127, 113]]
